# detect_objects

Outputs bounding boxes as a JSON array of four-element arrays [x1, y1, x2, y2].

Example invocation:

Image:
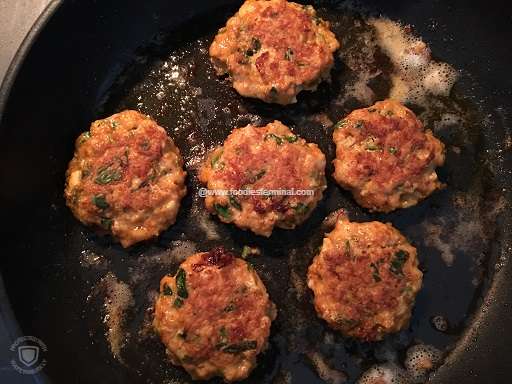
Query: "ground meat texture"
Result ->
[[209, 0, 340, 105], [64, 110, 187, 247], [198, 121, 327, 236], [307, 215, 423, 341], [332, 99, 445, 212], [153, 249, 277, 382]]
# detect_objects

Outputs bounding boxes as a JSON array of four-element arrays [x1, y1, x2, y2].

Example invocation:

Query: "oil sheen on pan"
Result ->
[[59, 2, 509, 384]]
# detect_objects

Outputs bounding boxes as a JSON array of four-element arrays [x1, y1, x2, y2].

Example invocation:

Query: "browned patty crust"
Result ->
[[209, 0, 340, 104], [198, 121, 327, 236], [332, 99, 445, 212], [153, 248, 276, 382], [307, 215, 423, 341], [64, 110, 187, 247]]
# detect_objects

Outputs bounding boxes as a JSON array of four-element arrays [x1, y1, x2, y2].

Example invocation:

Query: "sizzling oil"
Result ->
[[78, 3, 509, 384]]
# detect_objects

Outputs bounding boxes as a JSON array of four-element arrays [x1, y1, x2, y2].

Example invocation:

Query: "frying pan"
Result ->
[[0, 0, 511, 383]]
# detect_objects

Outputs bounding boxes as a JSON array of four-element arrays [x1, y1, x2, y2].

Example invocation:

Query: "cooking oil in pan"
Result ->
[[78, 4, 509, 384]]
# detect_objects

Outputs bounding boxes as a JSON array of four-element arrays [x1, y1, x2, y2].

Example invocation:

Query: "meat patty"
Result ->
[[332, 99, 445, 212], [64, 110, 187, 247], [307, 214, 423, 341], [198, 121, 327, 236], [153, 248, 277, 382], [209, 0, 340, 104]]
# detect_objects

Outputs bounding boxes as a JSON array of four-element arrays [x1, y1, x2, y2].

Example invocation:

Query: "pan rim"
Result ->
[[0, 1, 62, 383], [0, 0, 62, 123]]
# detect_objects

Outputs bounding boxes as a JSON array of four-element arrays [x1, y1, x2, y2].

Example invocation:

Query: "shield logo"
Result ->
[[18, 345, 39, 367]]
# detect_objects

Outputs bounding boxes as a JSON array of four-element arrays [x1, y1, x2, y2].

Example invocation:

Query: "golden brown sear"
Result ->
[[153, 248, 276, 382], [332, 99, 445, 212], [64, 110, 187, 247], [198, 121, 327, 236], [209, 0, 340, 104], [307, 214, 423, 341]]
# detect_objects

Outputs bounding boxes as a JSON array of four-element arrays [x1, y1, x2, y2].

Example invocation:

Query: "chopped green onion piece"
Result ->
[[254, 169, 266, 181], [366, 144, 381, 151], [173, 297, 184, 308], [211, 150, 224, 169], [229, 196, 242, 210], [79, 131, 91, 144], [100, 218, 112, 230], [92, 195, 109, 210], [214, 204, 231, 219], [370, 263, 382, 282], [390, 250, 409, 276], [334, 119, 348, 129], [293, 203, 310, 215], [284, 48, 294, 61], [241, 246, 251, 259], [95, 166, 122, 185], [176, 268, 188, 298], [264, 133, 283, 145], [163, 284, 173, 296]]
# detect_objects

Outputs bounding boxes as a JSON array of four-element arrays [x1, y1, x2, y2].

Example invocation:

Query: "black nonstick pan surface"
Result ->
[[0, 0, 511, 383]]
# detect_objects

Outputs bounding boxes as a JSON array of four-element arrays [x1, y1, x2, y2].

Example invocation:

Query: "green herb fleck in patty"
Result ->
[[284, 135, 298, 143], [176, 268, 188, 298], [241, 245, 252, 259], [334, 119, 348, 129], [221, 340, 257, 354], [211, 150, 224, 170], [245, 37, 261, 57], [92, 195, 109, 210], [293, 203, 310, 215], [366, 143, 381, 151], [216, 327, 229, 349], [214, 204, 231, 219], [173, 297, 184, 308], [264, 133, 284, 145], [390, 250, 409, 276], [79, 131, 91, 144], [370, 262, 382, 282], [284, 48, 294, 61], [163, 284, 173, 296], [229, 196, 242, 210], [354, 120, 365, 129], [100, 218, 112, 230], [95, 166, 122, 185]]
